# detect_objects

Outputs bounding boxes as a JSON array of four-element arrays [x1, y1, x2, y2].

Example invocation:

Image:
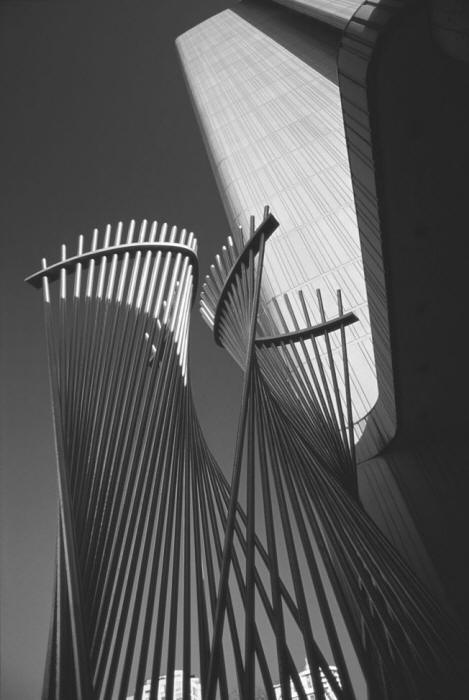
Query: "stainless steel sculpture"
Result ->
[[26, 221, 201, 699], [28, 219, 337, 700], [27, 212, 462, 700]]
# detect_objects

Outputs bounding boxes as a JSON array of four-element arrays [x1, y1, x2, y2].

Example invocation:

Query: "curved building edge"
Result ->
[[339, 0, 469, 623]]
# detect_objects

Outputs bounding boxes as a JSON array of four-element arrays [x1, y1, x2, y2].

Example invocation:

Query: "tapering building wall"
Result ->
[[176, 1, 388, 450]]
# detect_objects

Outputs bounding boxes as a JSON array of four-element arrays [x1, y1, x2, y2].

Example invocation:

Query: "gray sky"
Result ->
[[0, 2, 242, 697]]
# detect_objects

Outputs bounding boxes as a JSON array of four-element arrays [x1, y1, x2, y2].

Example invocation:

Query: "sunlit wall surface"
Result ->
[[272, 0, 363, 29], [176, 5, 378, 434]]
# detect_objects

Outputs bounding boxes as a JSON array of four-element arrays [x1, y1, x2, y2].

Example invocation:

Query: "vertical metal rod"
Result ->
[[164, 387, 188, 700], [183, 394, 192, 700], [204, 227, 267, 700], [189, 415, 210, 692], [244, 389, 256, 700]]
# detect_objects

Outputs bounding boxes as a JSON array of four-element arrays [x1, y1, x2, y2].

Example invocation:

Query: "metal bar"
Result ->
[[164, 371, 191, 700], [190, 411, 211, 691], [244, 380, 256, 699], [183, 394, 192, 700], [255, 312, 358, 347], [25, 241, 199, 297]]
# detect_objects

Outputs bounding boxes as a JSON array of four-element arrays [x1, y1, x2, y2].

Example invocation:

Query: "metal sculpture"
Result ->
[[28, 219, 339, 700], [27, 221, 201, 699], [27, 211, 463, 700], [200, 207, 464, 700]]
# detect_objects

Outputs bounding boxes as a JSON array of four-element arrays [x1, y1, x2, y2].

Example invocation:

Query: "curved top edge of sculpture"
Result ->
[[24, 220, 199, 302], [211, 211, 278, 347], [200, 206, 359, 352]]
